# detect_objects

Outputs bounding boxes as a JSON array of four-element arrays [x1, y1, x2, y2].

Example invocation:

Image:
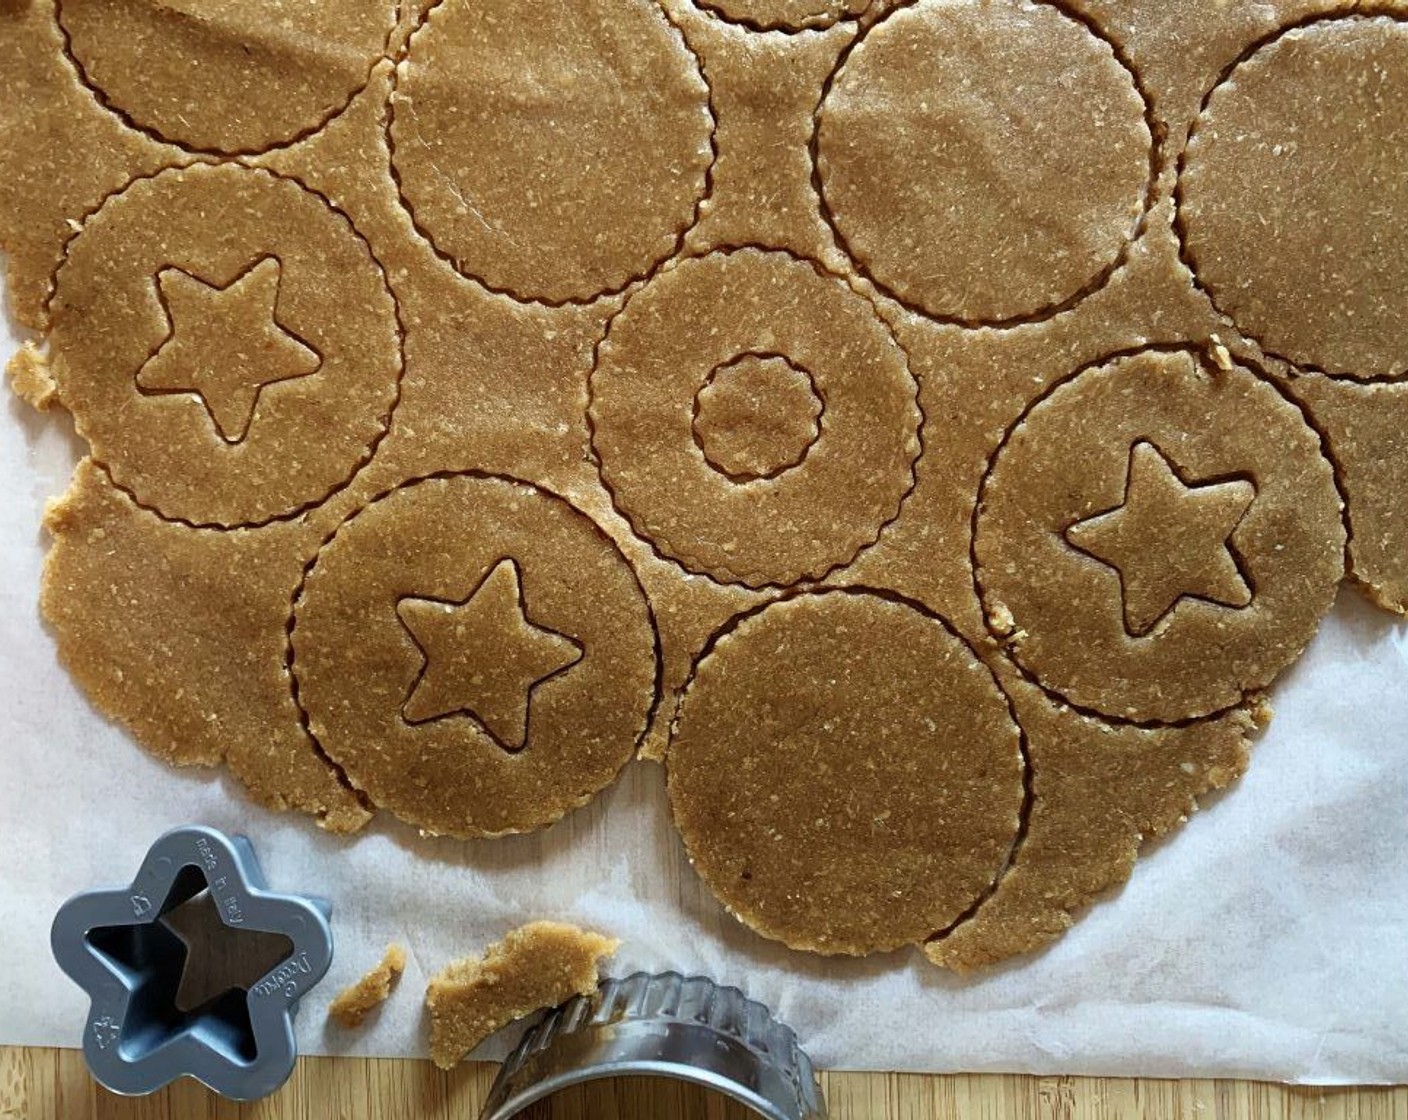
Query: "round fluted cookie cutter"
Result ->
[[482, 972, 826, 1120]]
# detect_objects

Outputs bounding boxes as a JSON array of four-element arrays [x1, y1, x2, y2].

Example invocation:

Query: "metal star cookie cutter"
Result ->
[[482, 972, 826, 1120], [50, 825, 333, 1101]]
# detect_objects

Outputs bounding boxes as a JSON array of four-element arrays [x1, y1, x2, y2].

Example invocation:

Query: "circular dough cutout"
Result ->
[[48, 164, 401, 528], [591, 249, 920, 587], [58, 0, 392, 153], [975, 349, 1345, 723], [816, 0, 1151, 324], [1179, 16, 1408, 379], [292, 474, 659, 839], [693, 354, 822, 481], [390, 0, 713, 303], [668, 591, 1026, 956]]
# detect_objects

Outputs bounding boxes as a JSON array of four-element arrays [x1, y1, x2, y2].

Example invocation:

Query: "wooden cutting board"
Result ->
[[3, 1048, 1404, 1120]]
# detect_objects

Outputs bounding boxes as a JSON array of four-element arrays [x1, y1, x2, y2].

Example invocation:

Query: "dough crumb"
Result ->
[[7, 341, 56, 410], [327, 943, 407, 1029], [1247, 692, 1274, 729], [1209, 334, 1235, 372], [987, 600, 1016, 637], [425, 922, 619, 1069]]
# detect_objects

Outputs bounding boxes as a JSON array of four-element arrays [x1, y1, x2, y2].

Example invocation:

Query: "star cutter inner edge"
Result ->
[[50, 825, 333, 1101]]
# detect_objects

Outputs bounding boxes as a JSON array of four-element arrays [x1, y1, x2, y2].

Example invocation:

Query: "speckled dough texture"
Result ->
[[328, 943, 406, 1029], [3, 0, 1403, 972], [976, 348, 1344, 723], [669, 591, 1026, 956], [389, 0, 713, 303], [58, 0, 395, 153], [292, 473, 659, 839], [425, 922, 618, 1069], [591, 249, 921, 587], [816, 0, 1152, 324], [48, 163, 402, 527]]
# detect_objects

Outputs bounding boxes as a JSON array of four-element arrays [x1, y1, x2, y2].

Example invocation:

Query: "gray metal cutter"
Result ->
[[50, 825, 333, 1101]]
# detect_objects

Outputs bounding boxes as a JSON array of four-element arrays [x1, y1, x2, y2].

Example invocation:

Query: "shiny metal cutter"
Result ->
[[483, 972, 827, 1120], [50, 825, 332, 1101]]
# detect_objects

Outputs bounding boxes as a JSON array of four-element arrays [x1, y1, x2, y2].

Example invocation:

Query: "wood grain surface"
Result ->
[[3, 1048, 1404, 1120]]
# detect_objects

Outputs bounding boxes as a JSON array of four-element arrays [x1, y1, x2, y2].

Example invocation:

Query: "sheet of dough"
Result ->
[[1, 321, 1405, 1082]]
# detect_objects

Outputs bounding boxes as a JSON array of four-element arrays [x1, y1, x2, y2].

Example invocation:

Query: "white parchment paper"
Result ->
[[1, 323, 1406, 1084]]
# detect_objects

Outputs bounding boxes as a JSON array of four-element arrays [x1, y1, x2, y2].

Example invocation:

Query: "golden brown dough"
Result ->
[[291, 474, 658, 838], [1179, 16, 1408, 380], [244, 57, 769, 780], [927, 672, 1262, 972], [816, 0, 1151, 324], [389, 0, 712, 303], [975, 348, 1345, 723], [328, 944, 407, 1029], [694, 0, 867, 32], [0, 0, 179, 334], [669, 591, 1025, 955], [1290, 376, 1408, 615], [5, 0, 1407, 972], [692, 355, 822, 482], [6, 341, 55, 410], [591, 249, 920, 588], [666, 2, 853, 264], [41, 460, 368, 832], [47, 163, 401, 528], [59, 0, 394, 154], [425, 923, 618, 1069]]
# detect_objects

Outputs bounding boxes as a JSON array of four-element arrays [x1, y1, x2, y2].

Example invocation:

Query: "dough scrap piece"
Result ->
[[328, 944, 407, 1029], [1178, 15, 1408, 380], [816, 0, 1151, 324], [425, 922, 619, 1069], [291, 473, 659, 839], [668, 591, 1026, 955], [7, 341, 56, 411]]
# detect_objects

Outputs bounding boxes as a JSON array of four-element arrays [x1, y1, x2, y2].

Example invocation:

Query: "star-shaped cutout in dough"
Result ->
[[1065, 441, 1257, 637], [136, 256, 322, 443], [397, 559, 583, 751]]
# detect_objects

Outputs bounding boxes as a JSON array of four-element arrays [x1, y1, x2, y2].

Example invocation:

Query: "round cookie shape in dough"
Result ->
[[668, 591, 1026, 956], [291, 473, 659, 839], [58, 0, 393, 154], [693, 0, 869, 32], [975, 348, 1345, 724], [390, 0, 713, 304], [816, 0, 1152, 325], [48, 164, 401, 528], [1178, 16, 1408, 380], [693, 354, 823, 481], [591, 249, 920, 587]]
